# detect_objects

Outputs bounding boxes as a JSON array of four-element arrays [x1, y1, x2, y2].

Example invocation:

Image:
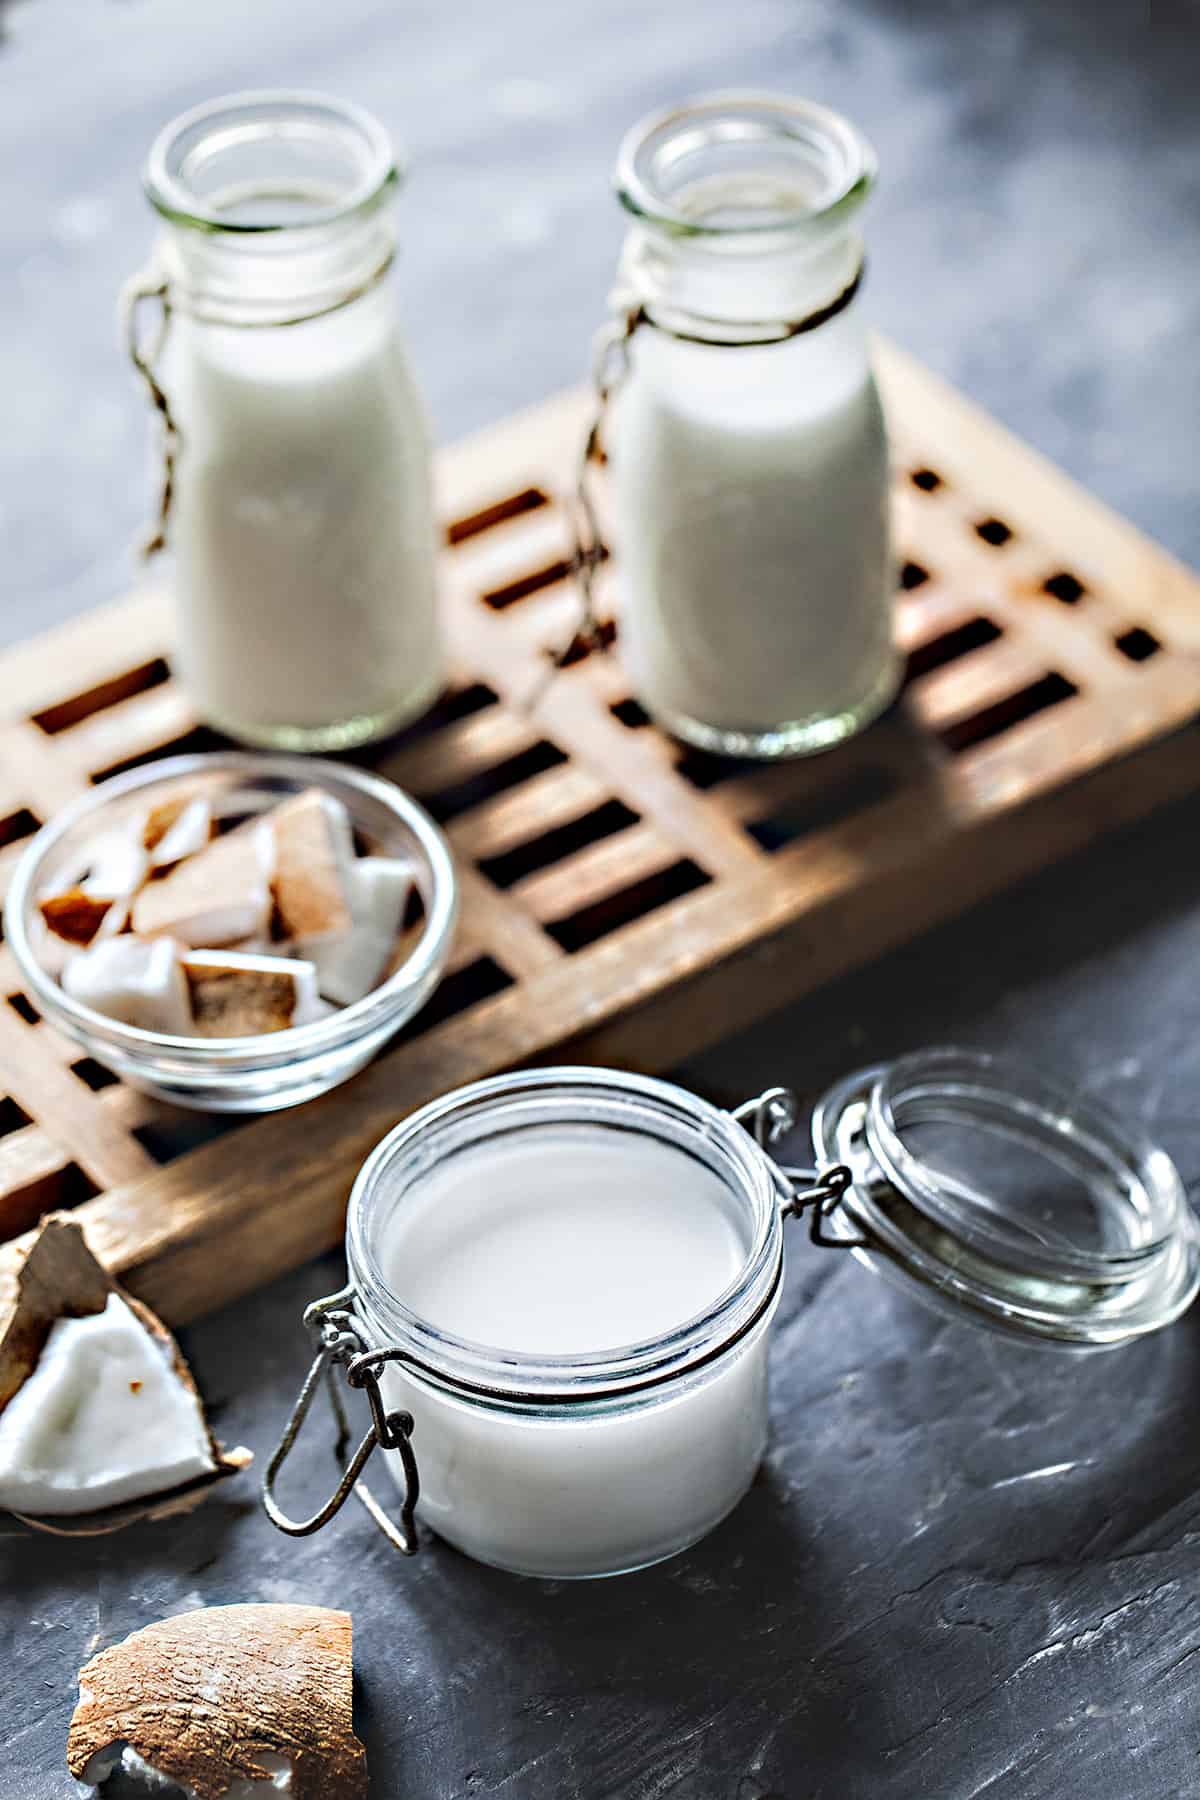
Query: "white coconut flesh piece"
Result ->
[[0, 1216, 250, 1533], [132, 824, 274, 947], [144, 794, 215, 870], [267, 789, 358, 943], [62, 936, 193, 1034], [182, 949, 325, 1037], [0, 1291, 215, 1514], [68, 1604, 368, 1800], [38, 793, 216, 947], [39, 818, 151, 947], [81, 825, 151, 902], [95, 893, 134, 940], [300, 855, 417, 1006]]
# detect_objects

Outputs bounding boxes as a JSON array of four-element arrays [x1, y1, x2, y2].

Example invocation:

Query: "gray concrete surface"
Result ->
[[3, 2, 1200, 1797], [2, 0, 1198, 647]]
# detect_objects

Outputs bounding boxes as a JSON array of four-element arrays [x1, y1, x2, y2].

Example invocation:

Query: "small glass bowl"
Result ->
[[3, 753, 458, 1112]]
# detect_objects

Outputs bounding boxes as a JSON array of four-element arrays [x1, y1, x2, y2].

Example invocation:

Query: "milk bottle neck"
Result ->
[[617, 222, 864, 341], [144, 91, 399, 326], [614, 91, 874, 342]]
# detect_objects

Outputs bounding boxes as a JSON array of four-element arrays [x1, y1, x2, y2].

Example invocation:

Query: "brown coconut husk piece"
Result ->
[[142, 789, 208, 854], [183, 950, 310, 1037], [38, 886, 115, 947], [67, 1603, 368, 1800], [132, 828, 272, 947], [143, 792, 188, 854], [268, 789, 355, 940], [0, 1215, 251, 1536]]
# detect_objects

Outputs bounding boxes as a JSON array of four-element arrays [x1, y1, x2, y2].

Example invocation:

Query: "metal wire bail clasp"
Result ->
[[732, 1087, 863, 1248], [262, 1285, 421, 1557]]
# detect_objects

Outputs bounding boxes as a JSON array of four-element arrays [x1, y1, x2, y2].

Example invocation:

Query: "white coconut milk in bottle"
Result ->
[[607, 93, 897, 758], [135, 92, 443, 750]]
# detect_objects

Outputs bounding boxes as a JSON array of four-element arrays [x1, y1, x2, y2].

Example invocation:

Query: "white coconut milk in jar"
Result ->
[[269, 1069, 788, 1579], [604, 93, 898, 758], [132, 92, 443, 751], [266, 1052, 1200, 1581]]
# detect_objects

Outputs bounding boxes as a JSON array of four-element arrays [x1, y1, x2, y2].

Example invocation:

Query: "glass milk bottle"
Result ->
[[605, 93, 897, 759], [130, 92, 443, 750]]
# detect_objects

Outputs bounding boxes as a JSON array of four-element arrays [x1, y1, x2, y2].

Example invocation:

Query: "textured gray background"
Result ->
[[3, 0, 1199, 645], [3, 1, 1200, 1796]]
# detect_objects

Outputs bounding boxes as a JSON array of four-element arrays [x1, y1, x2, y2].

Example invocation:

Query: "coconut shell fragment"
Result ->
[[182, 949, 323, 1037], [143, 790, 215, 866], [0, 1215, 250, 1534], [68, 1603, 368, 1800], [38, 886, 115, 947], [269, 789, 356, 940], [132, 826, 274, 947]]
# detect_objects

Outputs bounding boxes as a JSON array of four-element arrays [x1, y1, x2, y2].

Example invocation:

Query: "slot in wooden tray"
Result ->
[[1, 341, 1198, 1323]]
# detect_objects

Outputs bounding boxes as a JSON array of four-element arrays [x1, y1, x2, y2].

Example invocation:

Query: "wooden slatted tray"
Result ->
[[1, 340, 1199, 1324]]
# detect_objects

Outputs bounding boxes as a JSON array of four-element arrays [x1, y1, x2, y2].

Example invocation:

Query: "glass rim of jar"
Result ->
[[615, 89, 876, 243], [144, 89, 400, 236], [346, 1066, 786, 1406], [811, 1048, 1200, 1347]]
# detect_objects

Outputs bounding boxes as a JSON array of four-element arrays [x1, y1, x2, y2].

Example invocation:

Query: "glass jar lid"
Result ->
[[809, 1048, 1200, 1349]]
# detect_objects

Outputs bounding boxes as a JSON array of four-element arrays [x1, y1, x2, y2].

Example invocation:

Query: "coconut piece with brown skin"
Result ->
[[0, 1216, 250, 1533], [79, 823, 151, 904], [299, 854, 416, 1006], [38, 815, 151, 946], [62, 935, 193, 1034], [267, 789, 356, 941], [132, 824, 274, 947], [38, 885, 114, 946], [68, 1604, 368, 1800], [143, 791, 190, 853], [182, 949, 325, 1037], [143, 790, 216, 869]]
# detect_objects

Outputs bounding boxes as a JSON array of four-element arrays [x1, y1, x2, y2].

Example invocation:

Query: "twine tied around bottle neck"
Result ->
[[528, 258, 866, 713], [121, 269, 178, 557], [120, 250, 397, 559]]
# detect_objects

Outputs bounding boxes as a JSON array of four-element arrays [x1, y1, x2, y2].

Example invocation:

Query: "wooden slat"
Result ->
[[435, 386, 586, 522], [0, 1125, 75, 1207], [379, 706, 538, 798], [452, 862, 562, 980], [0, 721, 85, 821], [0, 588, 170, 723], [874, 339, 1200, 651], [525, 649, 764, 881], [907, 639, 1066, 733], [510, 821, 683, 924], [448, 762, 611, 862], [895, 587, 991, 650], [447, 505, 574, 606], [0, 1009, 156, 1191], [51, 682, 195, 783]]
